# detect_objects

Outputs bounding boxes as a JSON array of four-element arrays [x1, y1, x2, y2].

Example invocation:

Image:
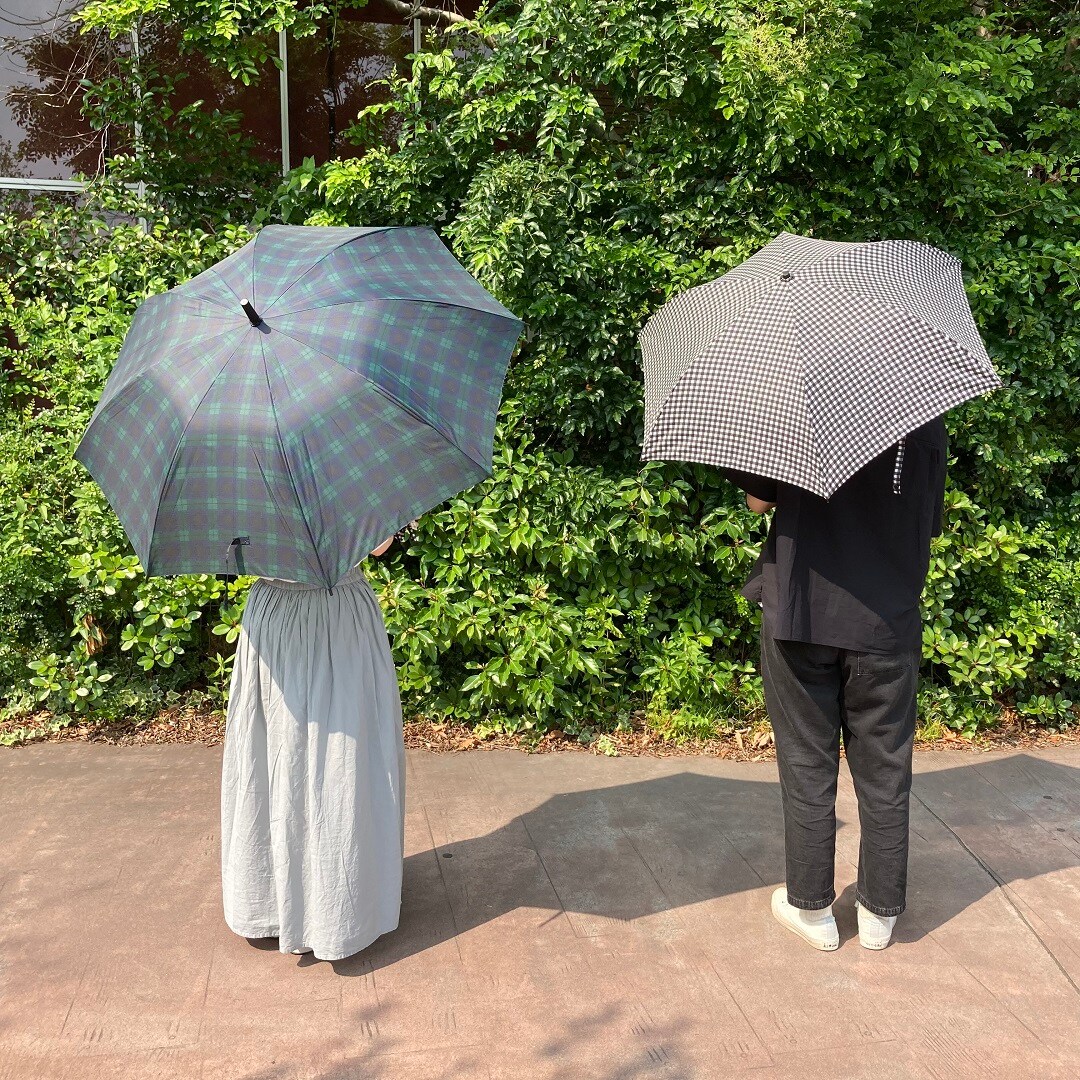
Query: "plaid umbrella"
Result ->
[[640, 232, 1000, 497], [76, 225, 522, 587]]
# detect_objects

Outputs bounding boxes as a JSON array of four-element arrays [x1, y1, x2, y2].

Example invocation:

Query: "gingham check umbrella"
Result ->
[[640, 232, 1000, 497], [76, 225, 522, 587]]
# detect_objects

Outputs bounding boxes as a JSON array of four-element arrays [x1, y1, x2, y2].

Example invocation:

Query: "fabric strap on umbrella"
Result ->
[[893, 439, 906, 496], [224, 536, 250, 577]]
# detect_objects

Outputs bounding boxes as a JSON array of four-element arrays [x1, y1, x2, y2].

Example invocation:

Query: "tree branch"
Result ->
[[381, 0, 470, 28]]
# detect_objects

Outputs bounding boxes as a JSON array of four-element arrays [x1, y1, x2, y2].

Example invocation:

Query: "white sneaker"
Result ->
[[855, 901, 897, 950], [771, 887, 839, 951]]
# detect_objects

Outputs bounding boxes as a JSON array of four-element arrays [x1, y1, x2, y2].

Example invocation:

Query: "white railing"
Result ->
[[0, 177, 89, 192]]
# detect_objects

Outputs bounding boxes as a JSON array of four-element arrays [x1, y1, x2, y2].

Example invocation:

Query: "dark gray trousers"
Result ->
[[761, 633, 918, 917]]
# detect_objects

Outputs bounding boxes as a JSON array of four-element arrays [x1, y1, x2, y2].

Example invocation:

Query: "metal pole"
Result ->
[[412, 17, 421, 56], [129, 26, 144, 194], [278, 30, 291, 176], [130, 23, 147, 229]]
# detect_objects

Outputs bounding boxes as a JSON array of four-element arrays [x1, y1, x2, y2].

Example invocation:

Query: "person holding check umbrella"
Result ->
[[77, 225, 522, 961], [641, 231, 999, 951]]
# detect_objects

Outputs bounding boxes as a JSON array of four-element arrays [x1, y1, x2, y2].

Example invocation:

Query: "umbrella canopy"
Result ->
[[76, 225, 522, 587], [640, 231, 1000, 497]]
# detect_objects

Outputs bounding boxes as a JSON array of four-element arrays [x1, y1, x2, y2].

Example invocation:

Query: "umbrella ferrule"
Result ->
[[240, 299, 262, 326]]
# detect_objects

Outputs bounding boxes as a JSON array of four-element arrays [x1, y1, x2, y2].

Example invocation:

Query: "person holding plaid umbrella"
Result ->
[[221, 532, 403, 959], [77, 225, 522, 960], [640, 232, 999, 951]]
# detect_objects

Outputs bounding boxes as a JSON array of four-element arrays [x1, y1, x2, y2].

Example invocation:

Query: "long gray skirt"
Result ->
[[220, 567, 405, 960]]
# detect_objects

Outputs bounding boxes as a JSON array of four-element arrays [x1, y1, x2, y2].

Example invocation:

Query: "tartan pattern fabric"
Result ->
[[103, 292, 230, 387], [271, 300, 508, 470], [77, 334, 247, 560], [264, 227, 513, 317], [76, 226, 521, 587], [640, 232, 1000, 498]]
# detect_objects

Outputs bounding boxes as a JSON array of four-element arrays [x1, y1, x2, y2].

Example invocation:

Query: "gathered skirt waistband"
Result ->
[[254, 564, 371, 593]]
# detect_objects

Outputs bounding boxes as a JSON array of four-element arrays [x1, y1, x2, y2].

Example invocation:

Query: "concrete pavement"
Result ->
[[1, 744, 1079, 1079]]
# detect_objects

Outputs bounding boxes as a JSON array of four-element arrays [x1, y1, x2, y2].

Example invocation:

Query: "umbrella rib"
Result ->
[[257, 227, 398, 312], [267, 295, 521, 322], [250, 229, 258, 314], [803, 269, 986, 364], [796, 275, 997, 400], [98, 324, 246, 406], [184, 261, 249, 315], [777, 234, 956, 278], [162, 302, 248, 320], [792, 275, 995, 492], [143, 336, 249, 573], [257, 336, 331, 587], [267, 323, 490, 474], [789, 297, 829, 494], [641, 278, 775, 432], [161, 291, 239, 316], [644, 284, 787, 455]]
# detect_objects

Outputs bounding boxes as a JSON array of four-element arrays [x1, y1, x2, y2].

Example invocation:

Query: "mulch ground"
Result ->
[[3, 706, 1078, 761]]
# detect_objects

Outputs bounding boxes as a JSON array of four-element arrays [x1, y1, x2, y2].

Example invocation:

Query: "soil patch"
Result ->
[[3, 707, 1077, 761]]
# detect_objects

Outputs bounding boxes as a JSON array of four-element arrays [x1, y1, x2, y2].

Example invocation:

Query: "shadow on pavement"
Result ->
[[292, 753, 1080, 975]]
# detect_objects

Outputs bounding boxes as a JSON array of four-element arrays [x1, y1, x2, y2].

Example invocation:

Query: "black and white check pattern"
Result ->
[[640, 232, 1000, 497]]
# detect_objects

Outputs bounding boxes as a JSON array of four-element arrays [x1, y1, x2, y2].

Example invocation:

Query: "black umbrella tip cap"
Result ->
[[240, 299, 262, 326]]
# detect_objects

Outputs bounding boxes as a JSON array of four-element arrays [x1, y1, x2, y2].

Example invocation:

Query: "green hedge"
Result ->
[[2, 1, 1078, 740], [0, 192, 253, 725]]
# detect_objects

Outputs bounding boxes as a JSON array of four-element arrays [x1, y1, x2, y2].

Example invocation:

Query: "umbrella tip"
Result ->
[[240, 299, 262, 326]]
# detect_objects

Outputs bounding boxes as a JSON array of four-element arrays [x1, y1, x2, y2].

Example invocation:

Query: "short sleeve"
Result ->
[[721, 469, 779, 504]]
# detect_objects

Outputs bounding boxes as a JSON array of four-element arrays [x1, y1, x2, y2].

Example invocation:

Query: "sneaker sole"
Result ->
[[859, 936, 891, 950], [771, 896, 839, 952]]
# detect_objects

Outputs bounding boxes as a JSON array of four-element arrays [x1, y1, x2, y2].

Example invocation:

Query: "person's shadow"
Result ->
[[280, 751, 1080, 975]]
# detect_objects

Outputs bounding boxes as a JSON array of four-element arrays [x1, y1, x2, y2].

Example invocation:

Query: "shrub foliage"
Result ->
[[1, 1, 1078, 739]]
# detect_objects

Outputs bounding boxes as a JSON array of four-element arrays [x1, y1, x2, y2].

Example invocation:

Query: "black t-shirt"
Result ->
[[725, 418, 947, 654]]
